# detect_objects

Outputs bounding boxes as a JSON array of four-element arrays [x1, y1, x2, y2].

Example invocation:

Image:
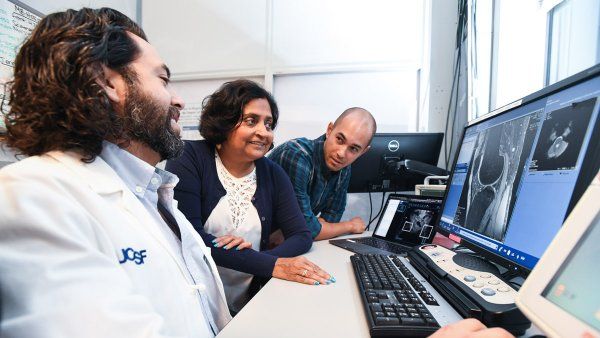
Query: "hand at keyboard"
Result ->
[[428, 318, 514, 338]]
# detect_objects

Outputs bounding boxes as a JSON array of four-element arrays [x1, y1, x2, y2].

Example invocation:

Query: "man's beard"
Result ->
[[123, 84, 184, 161]]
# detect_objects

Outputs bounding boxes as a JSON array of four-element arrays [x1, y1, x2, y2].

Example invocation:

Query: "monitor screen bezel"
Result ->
[[434, 64, 600, 275]]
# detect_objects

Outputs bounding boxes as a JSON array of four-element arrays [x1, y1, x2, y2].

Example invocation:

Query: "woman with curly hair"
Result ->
[[166, 79, 333, 312]]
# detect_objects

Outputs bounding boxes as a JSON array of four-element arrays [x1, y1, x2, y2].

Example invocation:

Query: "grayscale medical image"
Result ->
[[530, 97, 596, 172], [454, 111, 541, 241], [401, 209, 434, 234], [392, 207, 438, 244]]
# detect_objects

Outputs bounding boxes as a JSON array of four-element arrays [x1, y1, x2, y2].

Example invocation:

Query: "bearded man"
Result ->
[[0, 8, 230, 337]]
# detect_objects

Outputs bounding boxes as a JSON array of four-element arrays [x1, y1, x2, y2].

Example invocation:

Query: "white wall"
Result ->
[[424, 0, 459, 130], [143, 0, 266, 78], [143, 0, 429, 146], [273, 70, 417, 143], [20, 0, 138, 20]]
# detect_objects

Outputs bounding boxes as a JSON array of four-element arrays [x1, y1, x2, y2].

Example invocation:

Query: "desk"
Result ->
[[218, 235, 543, 338], [218, 235, 369, 338]]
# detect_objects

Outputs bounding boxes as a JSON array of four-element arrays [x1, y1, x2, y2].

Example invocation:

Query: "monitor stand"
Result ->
[[452, 252, 501, 275]]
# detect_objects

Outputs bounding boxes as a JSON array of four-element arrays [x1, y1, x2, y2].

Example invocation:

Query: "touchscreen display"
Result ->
[[542, 212, 600, 331]]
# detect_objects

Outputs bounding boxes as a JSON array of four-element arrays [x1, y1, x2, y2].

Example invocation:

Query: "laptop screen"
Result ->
[[373, 194, 443, 246]]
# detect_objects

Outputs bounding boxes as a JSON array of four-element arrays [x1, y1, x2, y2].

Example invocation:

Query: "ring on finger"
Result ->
[[301, 269, 308, 277]]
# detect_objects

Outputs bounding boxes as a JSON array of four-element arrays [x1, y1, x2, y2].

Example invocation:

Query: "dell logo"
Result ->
[[388, 140, 400, 152]]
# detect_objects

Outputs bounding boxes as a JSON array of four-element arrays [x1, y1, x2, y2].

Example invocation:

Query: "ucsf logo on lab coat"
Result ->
[[118, 247, 147, 265]]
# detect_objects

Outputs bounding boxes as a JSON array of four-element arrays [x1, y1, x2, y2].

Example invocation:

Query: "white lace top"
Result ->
[[215, 153, 257, 230], [204, 152, 261, 312]]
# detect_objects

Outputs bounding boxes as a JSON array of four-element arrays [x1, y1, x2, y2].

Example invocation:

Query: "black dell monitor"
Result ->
[[437, 64, 600, 275], [348, 133, 444, 193]]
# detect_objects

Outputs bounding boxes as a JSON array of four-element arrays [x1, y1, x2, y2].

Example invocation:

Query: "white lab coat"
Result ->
[[0, 150, 230, 337]]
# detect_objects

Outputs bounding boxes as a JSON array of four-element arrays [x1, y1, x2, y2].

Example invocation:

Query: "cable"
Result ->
[[448, 0, 468, 164], [444, 0, 469, 167], [366, 186, 373, 231], [368, 191, 387, 227], [501, 268, 521, 281], [452, 245, 474, 253], [508, 280, 523, 289], [443, 51, 460, 167], [376, 191, 387, 219]]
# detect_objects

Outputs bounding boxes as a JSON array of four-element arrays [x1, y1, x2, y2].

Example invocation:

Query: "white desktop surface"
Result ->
[[218, 234, 368, 338], [217, 233, 543, 338]]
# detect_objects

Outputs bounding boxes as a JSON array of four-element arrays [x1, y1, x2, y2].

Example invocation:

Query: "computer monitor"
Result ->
[[348, 133, 444, 193], [437, 64, 600, 274]]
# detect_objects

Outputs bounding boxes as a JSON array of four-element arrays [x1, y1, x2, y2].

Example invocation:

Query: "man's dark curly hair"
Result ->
[[3, 7, 147, 162], [200, 79, 279, 145]]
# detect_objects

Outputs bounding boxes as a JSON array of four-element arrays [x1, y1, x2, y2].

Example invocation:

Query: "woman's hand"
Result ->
[[212, 235, 252, 250], [272, 256, 335, 286]]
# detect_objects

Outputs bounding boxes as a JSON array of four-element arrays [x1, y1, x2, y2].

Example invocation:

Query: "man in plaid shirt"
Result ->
[[268, 107, 376, 240]]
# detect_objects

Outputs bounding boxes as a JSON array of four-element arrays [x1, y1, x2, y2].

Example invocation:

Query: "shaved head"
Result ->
[[322, 107, 377, 171], [333, 107, 377, 144]]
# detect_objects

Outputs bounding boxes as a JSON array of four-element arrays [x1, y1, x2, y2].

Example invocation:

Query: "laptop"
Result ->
[[330, 194, 443, 255], [516, 175, 600, 338]]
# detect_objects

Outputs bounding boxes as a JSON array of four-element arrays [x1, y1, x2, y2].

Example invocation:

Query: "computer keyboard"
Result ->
[[353, 237, 409, 255], [351, 254, 453, 337]]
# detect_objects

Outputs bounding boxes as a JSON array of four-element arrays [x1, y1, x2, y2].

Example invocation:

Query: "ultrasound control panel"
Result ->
[[408, 244, 531, 334], [417, 245, 517, 304]]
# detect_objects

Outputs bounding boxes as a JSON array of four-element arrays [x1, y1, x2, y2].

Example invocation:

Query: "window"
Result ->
[[469, 0, 600, 120], [547, 0, 600, 84]]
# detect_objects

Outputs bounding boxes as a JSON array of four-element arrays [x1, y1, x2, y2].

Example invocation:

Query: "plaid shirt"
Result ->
[[268, 135, 351, 238]]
